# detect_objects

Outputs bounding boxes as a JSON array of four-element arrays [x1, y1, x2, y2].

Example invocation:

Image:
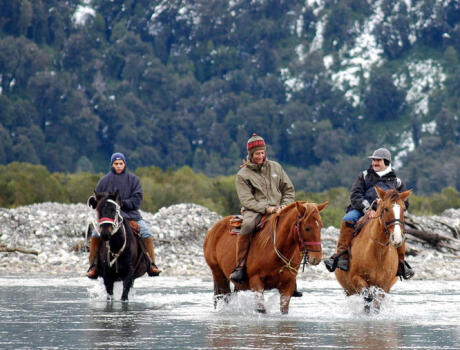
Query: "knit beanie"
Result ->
[[247, 133, 266, 158], [110, 152, 126, 164]]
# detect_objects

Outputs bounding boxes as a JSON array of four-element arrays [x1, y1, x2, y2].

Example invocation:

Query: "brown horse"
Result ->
[[335, 186, 412, 312], [203, 201, 328, 314]]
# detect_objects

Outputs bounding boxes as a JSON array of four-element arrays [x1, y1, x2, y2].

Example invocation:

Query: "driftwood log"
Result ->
[[405, 213, 460, 252], [0, 244, 39, 255]]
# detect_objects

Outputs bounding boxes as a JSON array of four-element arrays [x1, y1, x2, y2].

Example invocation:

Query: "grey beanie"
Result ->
[[368, 148, 391, 162]]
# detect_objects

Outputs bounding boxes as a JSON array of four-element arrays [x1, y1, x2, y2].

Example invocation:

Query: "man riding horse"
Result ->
[[86, 152, 161, 279], [324, 147, 414, 280], [230, 134, 302, 296]]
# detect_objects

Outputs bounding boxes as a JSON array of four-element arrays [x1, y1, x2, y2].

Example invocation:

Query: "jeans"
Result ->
[[342, 209, 363, 224], [92, 219, 153, 238]]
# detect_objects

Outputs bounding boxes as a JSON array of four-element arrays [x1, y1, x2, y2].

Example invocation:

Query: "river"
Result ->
[[0, 276, 459, 349]]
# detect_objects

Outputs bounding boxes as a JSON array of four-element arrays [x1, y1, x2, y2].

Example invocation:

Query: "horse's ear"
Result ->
[[114, 189, 121, 203], [317, 201, 328, 212], [375, 186, 386, 200], [399, 189, 412, 201], [87, 192, 97, 209], [295, 201, 304, 215]]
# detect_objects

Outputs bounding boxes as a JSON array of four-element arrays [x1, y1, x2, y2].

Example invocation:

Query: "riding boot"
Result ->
[[292, 282, 303, 297], [86, 236, 101, 279], [324, 221, 355, 272], [229, 234, 251, 283], [143, 237, 161, 277], [396, 243, 414, 280]]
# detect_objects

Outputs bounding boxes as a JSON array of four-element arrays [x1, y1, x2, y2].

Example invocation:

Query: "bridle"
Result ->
[[271, 207, 322, 275], [93, 198, 127, 268], [373, 202, 406, 247]]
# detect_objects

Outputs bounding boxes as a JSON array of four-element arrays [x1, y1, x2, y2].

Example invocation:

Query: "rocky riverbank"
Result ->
[[0, 202, 459, 280]]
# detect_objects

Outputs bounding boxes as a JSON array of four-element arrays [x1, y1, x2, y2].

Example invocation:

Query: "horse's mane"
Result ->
[[380, 189, 401, 204], [252, 201, 315, 250]]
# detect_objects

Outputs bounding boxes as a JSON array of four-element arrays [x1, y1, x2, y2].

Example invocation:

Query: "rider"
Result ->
[[230, 134, 296, 285], [86, 152, 161, 278], [323, 147, 414, 279]]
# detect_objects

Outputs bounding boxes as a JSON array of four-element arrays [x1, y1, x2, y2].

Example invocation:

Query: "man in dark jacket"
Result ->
[[86, 152, 161, 278], [323, 148, 414, 279], [230, 134, 295, 283]]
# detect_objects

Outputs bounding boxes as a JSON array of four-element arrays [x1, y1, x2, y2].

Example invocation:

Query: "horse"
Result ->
[[87, 191, 150, 301], [334, 186, 412, 312], [203, 201, 328, 314]]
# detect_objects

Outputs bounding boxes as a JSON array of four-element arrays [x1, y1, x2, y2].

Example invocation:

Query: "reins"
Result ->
[[270, 207, 321, 275]]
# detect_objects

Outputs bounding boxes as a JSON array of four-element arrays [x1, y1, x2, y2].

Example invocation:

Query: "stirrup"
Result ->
[[292, 289, 303, 298], [324, 250, 348, 272], [147, 262, 161, 277], [397, 261, 414, 280], [86, 264, 98, 279], [229, 267, 247, 283]]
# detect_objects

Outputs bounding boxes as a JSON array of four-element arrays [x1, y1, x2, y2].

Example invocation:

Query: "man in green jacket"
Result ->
[[230, 133, 296, 284]]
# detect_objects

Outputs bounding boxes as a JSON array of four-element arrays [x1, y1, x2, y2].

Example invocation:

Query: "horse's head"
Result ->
[[88, 190, 123, 241], [293, 201, 328, 265], [375, 186, 412, 248]]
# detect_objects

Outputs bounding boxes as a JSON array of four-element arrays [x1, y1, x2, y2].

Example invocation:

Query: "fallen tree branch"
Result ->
[[0, 244, 39, 255]]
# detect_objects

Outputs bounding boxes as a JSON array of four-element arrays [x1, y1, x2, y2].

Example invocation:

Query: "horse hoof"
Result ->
[[255, 305, 266, 314], [107, 295, 113, 302]]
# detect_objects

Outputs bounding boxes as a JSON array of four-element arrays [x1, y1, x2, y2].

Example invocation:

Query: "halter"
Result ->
[[92, 198, 126, 268], [95, 199, 123, 235], [373, 203, 405, 247]]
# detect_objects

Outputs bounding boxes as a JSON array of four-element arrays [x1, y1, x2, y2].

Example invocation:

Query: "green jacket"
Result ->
[[235, 159, 295, 214]]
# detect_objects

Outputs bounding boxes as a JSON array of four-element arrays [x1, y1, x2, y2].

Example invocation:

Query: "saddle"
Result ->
[[127, 220, 141, 237], [229, 214, 270, 235], [353, 211, 373, 237]]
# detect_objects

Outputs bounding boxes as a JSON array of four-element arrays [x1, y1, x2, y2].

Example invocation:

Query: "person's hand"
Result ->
[[368, 209, 377, 218], [266, 206, 280, 214]]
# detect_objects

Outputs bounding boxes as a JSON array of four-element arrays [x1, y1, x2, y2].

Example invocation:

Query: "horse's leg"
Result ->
[[212, 270, 231, 309], [104, 277, 114, 301], [121, 270, 134, 301], [249, 277, 266, 314], [351, 275, 374, 313], [279, 279, 296, 315]]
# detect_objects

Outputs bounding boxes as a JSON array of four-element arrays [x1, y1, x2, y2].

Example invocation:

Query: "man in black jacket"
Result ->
[[86, 152, 161, 278], [324, 148, 414, 279]]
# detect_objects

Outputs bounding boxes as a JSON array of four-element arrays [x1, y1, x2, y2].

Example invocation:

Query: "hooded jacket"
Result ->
[[235, 159, 295, 214], [95, 168, 143, 221], [349, 165, 409, 213]]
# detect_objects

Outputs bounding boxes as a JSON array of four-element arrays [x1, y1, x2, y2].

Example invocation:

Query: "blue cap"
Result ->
[[110, 152, 126, 164]]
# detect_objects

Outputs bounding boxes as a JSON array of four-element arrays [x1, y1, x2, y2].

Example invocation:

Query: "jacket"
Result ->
[[235, 159, 295, 214], [95, 168, 143, 221], [348, 165, 409, 213]]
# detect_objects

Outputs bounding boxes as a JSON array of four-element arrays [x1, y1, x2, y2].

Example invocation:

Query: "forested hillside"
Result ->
[[0, 0, 459, 194]]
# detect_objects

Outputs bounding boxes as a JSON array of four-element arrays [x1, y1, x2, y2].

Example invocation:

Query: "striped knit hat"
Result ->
[[247, 133, 266, 157]]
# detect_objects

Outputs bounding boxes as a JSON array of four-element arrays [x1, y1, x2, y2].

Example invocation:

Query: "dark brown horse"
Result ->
[[203, 201, 328, 314], [335, 186, 412, 312], [88, 191, 150, 301]]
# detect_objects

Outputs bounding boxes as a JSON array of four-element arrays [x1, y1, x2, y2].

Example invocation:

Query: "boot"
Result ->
[[324, 221, 355, 272], [229, 234, 251, 283], [292, 282, 303, 297], [396, 243, 414, 280], [86, 236, 101, 279], [143, 237, 161, 277]]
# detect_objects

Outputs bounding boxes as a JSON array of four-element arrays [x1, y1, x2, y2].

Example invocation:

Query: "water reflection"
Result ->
[[207, 320, 300, 349], [335, 321, 401, 349]]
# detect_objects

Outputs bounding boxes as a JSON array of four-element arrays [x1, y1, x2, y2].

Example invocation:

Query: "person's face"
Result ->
[[112, 160, 126, 174], [371, 158, 387, 172], [252, 149, 266, 165]]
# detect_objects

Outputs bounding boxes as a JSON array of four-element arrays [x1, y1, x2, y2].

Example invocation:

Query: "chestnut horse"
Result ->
[[203, 201, 327, 314], [335, 186, 412, 312]]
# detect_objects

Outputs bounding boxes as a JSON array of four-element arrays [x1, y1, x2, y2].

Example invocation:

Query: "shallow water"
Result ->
[[0, 276, 459, 349]]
